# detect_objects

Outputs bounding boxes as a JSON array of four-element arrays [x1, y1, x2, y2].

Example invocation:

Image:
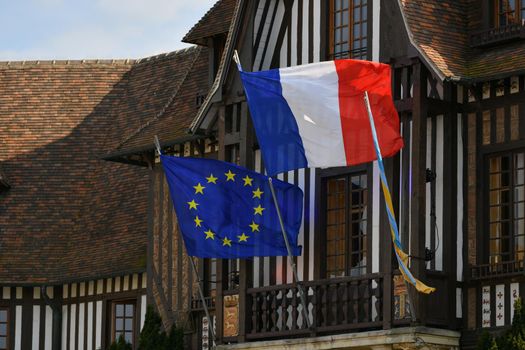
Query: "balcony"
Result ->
[[245, 273, 384, 340], [470, 23, 525, 48]]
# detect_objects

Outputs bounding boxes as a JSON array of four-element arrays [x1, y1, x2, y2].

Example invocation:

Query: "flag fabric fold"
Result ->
[[240, 59, 404, 176], [160, 155, 303, 259]]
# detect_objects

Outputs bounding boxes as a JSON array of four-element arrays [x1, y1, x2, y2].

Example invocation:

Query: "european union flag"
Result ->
[[160, 155, 303, 258]]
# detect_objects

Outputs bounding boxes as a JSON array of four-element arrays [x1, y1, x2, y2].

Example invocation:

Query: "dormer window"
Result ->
[[495, 0, 525, 27]]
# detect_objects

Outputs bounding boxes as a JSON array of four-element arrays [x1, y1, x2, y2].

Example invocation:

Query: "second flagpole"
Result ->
[[233, 51, 312, 329]]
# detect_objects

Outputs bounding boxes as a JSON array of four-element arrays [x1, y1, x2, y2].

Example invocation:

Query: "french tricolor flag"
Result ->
[[240, 59, 403, 176]]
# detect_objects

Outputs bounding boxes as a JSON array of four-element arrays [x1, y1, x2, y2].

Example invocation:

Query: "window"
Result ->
[[487, 151, 525, 264], [494, 0, 525, 26], [0, 308, 8, 350], [325, 173, 368, 277], [112, 301, 135, 346], [329, 0, 368, 59]]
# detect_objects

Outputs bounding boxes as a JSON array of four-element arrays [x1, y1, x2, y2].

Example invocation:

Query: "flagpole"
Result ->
[[232, 51, 312, 329], [267, 178, 312, 329], [154, 135, 217, 347], [362, 93, 417, 322], [189, 257, 216, 347]]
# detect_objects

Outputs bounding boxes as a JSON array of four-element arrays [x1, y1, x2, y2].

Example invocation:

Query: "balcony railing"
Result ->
[[470, 23, 525, 48], [245, 273, 383, 340], [471, 260, 525, 280]]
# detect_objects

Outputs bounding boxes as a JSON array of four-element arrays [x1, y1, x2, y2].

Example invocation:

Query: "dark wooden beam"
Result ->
[[409, 59, 428, 324]]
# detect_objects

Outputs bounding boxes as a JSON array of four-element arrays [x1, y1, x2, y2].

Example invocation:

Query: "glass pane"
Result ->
[[516, 219, 525, 235], [490, 239, 501, 254], [125, 318, 133, 331], [490, 157, 501, 172], [0, 311, 6, 323], [335, 0, 341, 10], [516, 186, 524, 202], [362, 4, 367, 17], [116, 318, 123, 331], [0, 338, 5, 349], [517, 170, 524, 185], [354, 24, 360, 38], [125, 332, 133, 344], [115, 305, 124, 317], [491, 174, 501, 188], [335, 11, 341, 26], [515, 203, 525, 219], [516, 153, 524, 169], [0, 324, 6, 336], [354, 8, 360, 21], [115, 331, 122, 340], [125, 304, 134, 317], [342, 27, 349, 41], [342, 10, 349, 25], [491, 223, 500, 238], [335, 28, 341, 42]]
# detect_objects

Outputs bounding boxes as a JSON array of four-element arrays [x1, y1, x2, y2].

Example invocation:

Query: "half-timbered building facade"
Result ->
[[112, 0, 525, 349], [3, 0, 525, 349], [0, 47, 209, 349]]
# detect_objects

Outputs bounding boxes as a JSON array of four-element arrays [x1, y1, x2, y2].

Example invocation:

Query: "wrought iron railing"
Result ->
[[470, 23, 525, 47]]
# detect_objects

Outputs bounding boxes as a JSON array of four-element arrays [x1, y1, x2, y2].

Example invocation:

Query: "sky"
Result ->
[[0, 0, 218, 61]]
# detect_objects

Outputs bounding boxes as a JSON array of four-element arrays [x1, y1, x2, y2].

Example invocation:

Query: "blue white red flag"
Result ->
[[240, 59, 403, 176]]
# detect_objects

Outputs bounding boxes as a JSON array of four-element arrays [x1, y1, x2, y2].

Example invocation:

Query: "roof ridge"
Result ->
[[133, 45, 199, 65], [0, 46, 199, 67], [182, 0, 223, 42], [113, 45, 203, 152], [0, 59, 137, 67]]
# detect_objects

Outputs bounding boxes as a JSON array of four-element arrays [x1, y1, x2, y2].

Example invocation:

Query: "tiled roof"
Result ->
[[399, 0, 525, 81], [109, 46, 209, 157], [182, 0, 236, 45], [0, 48, 201, 284]]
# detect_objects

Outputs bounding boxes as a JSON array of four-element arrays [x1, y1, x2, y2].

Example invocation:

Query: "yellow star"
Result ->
[[193, 183, 205, 194], [222, 237, 232, 247], [249, 221, 260, 232], [194, 216, 203, 227], [187, 199, 199, 210], [204, 229, 215, 240], [225, 170, 236, 181], [206, 174, 218, 184], [237, 233, 249, 242], [254, 205, 265, 216], [252, 187, 264, 199], [242, 175, 253, 186]]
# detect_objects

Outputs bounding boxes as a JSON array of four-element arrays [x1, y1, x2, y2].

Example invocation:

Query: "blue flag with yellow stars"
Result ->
[[160, 155, 303, 258]]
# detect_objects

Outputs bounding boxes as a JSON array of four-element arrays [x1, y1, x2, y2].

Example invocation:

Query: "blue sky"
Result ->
[[0, 0, 218, 61]]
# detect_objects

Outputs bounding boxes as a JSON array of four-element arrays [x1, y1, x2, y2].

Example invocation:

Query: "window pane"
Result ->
[[342, 10, 349, 25], [0, 311, 6, 323], [116, 305, 124, 317], [125, 318, 133, 331], [0, 337, 5, 349], [0, 325, 5, 336], [125, 332, 133, 343], [116, 318, 123, 331], [125, 305, 134, 317]]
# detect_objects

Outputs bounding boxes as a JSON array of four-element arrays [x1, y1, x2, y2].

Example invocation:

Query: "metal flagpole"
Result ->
[[362, 93, 417, 322], [267, 178, 312, 329], [189, 257, 216, 347], [154, 135, 217, 347], [232, 51, 312, 329]]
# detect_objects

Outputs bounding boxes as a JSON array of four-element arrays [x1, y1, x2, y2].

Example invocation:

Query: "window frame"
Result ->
[[319, 164, 372, 279], [493, 0, 525, 27], [327, 0, 371, 60], [111, 299, 137, 347], [0, 307, 8, 350], [483, 148, 525, 265]]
